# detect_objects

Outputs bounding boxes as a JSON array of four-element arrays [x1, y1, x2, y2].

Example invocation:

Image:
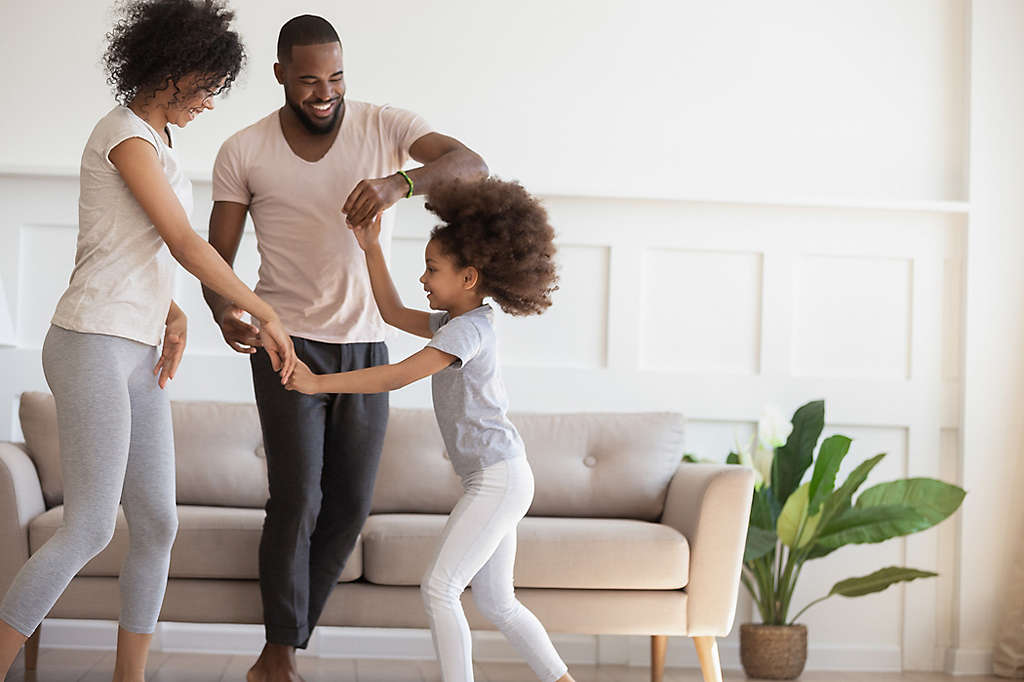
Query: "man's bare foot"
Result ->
[[246, 643, 305, 682]]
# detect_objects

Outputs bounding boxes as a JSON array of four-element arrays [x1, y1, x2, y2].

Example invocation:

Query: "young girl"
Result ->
[[285, 178, 575, 682], [0, 2, 296, 680]]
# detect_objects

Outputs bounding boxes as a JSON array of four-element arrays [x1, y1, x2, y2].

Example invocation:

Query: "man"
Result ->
[[202, 15, 487, 682]]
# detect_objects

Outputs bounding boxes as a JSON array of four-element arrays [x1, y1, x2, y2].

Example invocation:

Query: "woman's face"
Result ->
[[165, 73, 225, 127]]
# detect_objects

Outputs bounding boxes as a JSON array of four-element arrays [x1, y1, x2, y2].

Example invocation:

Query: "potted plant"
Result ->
[[729, 400, 965, 679]]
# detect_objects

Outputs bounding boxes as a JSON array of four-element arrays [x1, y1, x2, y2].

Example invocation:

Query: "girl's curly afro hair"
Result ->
[[426, 178, 558, 317], [103, 0, 245, 106]]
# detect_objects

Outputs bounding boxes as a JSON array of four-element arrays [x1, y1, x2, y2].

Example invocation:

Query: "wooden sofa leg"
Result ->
[[651, 635, 667, 682], [24, 624, 40, 671], [693, 636, 722, 682]]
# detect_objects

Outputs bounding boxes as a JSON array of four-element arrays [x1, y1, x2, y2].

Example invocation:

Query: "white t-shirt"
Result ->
[[52, 106, 194, 346], [211, 100, 434, 344]]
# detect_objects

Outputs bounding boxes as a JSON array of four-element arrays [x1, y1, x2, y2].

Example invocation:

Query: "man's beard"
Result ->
[[287, 97, 342, 135]]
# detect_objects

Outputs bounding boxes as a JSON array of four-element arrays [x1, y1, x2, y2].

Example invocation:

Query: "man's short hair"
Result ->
[[277, 15, 340, 63]]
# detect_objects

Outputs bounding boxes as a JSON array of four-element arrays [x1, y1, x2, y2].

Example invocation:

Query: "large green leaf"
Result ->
[[777, 483, 820, 548], [772, 401, 824, 506], [750, 485, 781, 530], [804, 453, 888, 558], [744, 526, 778, 563], [807, 435, 851, 517], [856, 479, 966, 526], [828, 566, 937, 598], [814, 505, 931, 549]]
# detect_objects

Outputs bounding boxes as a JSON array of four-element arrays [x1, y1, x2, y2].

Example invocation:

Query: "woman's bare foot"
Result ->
[[555, 673, 577, 682], [246, 643, 305, 682]]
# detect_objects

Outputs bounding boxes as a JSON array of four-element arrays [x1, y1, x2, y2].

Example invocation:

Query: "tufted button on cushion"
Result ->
[[583, 455, 598, 468]]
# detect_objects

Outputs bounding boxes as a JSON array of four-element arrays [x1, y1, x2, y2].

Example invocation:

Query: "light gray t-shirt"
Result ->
[[52, 106, 193, 346], [427, 305, 526, 477]]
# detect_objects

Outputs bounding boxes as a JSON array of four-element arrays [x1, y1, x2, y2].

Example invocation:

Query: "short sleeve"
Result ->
[[427, 316, 482, 368], [212, 134, 251, 205], [102, 118, 160, 169], [381, 105, 435, 159]]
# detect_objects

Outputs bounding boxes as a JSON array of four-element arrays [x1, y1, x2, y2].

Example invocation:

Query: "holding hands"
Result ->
[[215, 304, 261, 354], [257, 316, 298, 385], [349, 213, 382, 252], [343, 173, 408, 228], [213, 303, 297, 385], [284, 359, 321, 395]]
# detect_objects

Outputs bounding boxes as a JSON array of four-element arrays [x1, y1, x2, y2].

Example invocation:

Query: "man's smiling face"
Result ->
[[277, 41, 345, 135]]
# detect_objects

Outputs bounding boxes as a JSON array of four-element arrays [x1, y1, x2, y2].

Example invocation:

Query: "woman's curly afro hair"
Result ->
[[103, 0, 245, 106], [426, 178, 558, 317]]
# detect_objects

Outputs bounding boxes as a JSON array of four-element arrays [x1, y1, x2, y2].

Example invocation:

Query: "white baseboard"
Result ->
[[944, 647, 994, 675], [39, 619, 909, 672]]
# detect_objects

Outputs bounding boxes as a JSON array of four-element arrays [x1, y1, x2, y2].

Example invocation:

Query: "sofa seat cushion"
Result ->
[[362, 514, 688, 590], [29, 505, 362, 582]]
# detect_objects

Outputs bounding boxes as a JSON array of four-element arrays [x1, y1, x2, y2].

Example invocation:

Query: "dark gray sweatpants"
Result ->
[[251, 337, 388, 648]]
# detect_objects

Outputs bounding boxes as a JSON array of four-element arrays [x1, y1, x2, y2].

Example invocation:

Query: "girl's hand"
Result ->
[[258, 316, 297, 384], [154, 308, 188, 389], [285, 359, 321, 394], [348, 213, 382, 252]]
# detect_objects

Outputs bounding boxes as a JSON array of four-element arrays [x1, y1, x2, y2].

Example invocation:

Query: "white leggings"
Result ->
[[421, 457, 568, 682]]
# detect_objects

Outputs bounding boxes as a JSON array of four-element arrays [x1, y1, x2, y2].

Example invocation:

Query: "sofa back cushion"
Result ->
[[19, 392, 270, 508], [19, 392, 685, 520], [371, 409, 685, 521]]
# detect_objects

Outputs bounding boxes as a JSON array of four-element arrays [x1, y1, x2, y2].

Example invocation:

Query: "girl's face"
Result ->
[[420, 239, 477, 310], [165, 73, 224, 127]]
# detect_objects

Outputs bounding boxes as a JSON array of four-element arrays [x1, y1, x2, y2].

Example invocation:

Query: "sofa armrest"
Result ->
[[660, 462, 753, 636], [0, 442, 45, 595]]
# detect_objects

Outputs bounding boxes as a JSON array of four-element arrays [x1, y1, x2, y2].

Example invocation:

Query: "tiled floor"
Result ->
[[3, 649, 1009, 682]]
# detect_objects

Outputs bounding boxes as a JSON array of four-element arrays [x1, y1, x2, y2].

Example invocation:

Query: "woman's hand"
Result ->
[[258, 316, 297, 384], [349, 213, 382, 252], [284, 359, 322, 395], [154, 305, 188, 389]]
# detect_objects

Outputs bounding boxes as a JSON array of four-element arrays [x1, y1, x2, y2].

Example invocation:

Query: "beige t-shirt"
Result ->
[[52, 106, 194, 346], [212, 100, 433, 344]]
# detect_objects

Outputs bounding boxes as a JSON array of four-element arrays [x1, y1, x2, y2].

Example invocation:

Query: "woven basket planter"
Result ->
[[739, 623, 808, 679]]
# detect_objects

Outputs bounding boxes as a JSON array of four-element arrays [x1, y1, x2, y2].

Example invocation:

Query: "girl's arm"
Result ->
[[286, 347, 455, 395], [108, 138, 296, 381], [351, 217, 433, 339]]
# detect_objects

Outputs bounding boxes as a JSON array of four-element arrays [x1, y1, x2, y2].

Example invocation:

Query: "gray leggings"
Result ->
[[0, 325, 178, 636]]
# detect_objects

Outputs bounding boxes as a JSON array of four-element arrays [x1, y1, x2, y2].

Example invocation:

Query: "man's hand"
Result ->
[[342, 174, 407, 228], [154, 308, 188, 389], [349, 214, 382, 252], [284, 359, 322, 395], [216, 304, 261, 354]]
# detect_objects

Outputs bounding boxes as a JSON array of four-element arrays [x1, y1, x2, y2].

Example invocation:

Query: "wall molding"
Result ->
[[0, 165, 970, 214]]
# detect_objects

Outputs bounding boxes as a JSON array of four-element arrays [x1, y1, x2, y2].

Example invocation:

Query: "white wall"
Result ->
[[2, 0, 1020, 675]]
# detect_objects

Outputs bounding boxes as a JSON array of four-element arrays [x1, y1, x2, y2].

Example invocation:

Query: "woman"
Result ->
[[0, 2, 295, 680]]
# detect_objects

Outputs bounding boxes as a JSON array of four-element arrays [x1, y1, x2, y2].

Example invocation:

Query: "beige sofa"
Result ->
[[0, 391, 752, 682]]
